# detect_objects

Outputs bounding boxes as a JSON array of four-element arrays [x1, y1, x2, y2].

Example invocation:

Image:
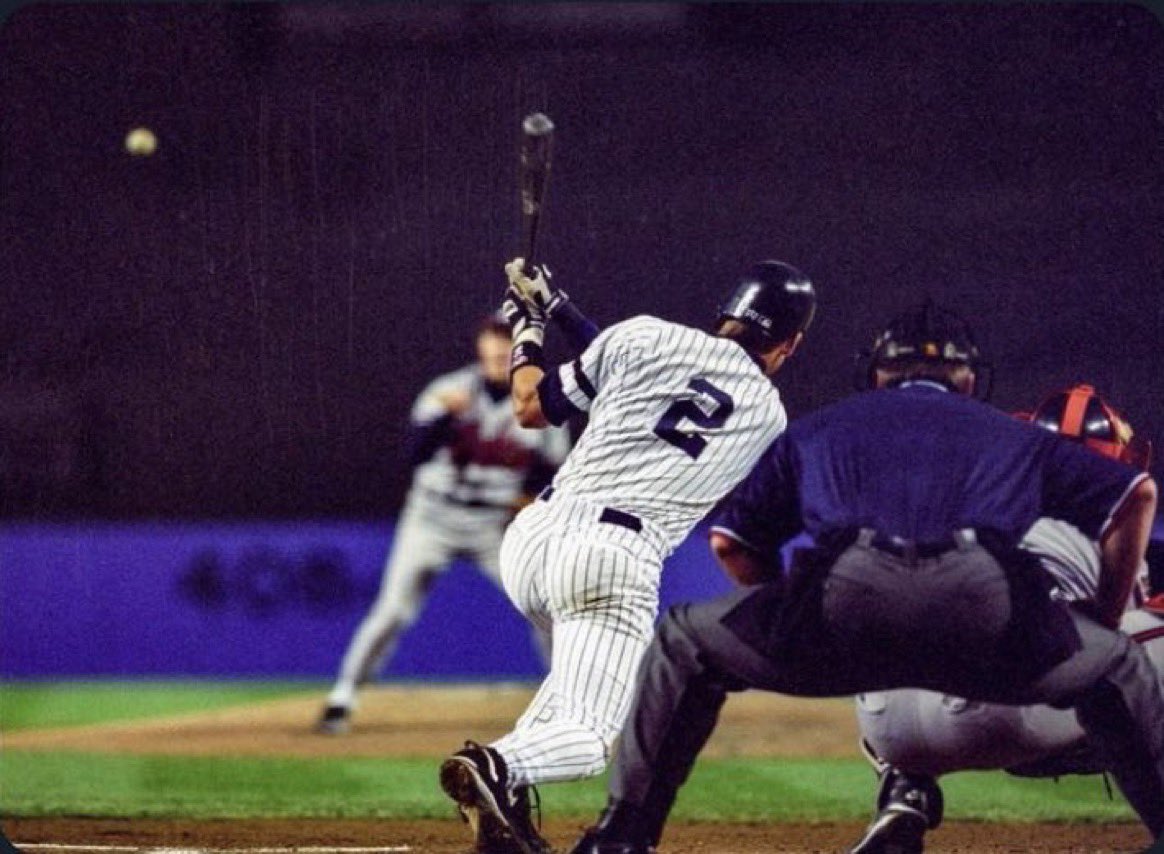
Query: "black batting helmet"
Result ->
[[716, 260, 817, 345], [1028, 383, 1152, 469], [857, 299, 992, 397]]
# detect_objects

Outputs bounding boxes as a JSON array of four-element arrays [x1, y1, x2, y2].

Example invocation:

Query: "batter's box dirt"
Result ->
[[3, 817, 1151, 853], [2, 686, 862, 759]]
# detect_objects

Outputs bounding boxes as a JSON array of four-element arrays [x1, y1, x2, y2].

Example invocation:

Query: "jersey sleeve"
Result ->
[[710, 432, 802, 557], [536, 323, 625, 426], [411, 372, 465, 424], [1040, 434, 1149, 540]]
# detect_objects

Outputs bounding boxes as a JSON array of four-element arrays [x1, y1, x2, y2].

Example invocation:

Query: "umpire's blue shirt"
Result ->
[[714, 381, 1147, 556]]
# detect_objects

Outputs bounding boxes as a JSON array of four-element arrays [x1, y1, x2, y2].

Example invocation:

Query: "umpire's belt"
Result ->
[[858, 527, 977, 562], [538, 487, 642, 533]]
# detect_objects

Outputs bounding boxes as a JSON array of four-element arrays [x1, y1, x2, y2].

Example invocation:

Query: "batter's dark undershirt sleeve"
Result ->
[[552, 300, 601, 353], [1040, 434, 1147, 540], [536, 370, 585, 426]]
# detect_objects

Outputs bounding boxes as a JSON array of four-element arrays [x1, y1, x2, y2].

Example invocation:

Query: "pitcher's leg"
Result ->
[[326, 523, 447, 709]]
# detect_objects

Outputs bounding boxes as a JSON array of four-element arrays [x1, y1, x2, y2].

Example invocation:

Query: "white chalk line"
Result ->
[[17, 846, 411, 853]]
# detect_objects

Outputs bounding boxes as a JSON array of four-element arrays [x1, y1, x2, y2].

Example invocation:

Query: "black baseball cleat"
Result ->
[[849, 766, 943, 854], [439, 741, 551, 854], [568, 828, 655, 854], [848, 807, 927, 854], [314, 705, 351, 735]]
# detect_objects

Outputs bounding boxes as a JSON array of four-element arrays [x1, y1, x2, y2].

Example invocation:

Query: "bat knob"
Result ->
[[522, 113, 554, 137]]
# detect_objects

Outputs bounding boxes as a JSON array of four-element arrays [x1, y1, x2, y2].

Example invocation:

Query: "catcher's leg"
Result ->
[[1030, 611, 1164, 836], [849, 740, 943, 854]]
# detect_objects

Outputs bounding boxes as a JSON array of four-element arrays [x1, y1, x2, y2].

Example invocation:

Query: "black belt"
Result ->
[[860, 527, 976, 561], [538, 487, 643, 533]]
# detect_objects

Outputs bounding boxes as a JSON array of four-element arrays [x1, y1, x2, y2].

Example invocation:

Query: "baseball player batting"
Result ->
[[850, 383, 1162, 854], [437, 256, 817, 854], [316, 315, 570, 734]]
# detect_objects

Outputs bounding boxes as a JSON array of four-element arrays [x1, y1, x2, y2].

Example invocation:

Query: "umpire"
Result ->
[[569, 301, 1164, 853]]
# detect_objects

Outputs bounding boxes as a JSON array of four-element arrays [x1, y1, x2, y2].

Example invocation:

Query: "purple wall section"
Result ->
[[0, 520, 737, 678]]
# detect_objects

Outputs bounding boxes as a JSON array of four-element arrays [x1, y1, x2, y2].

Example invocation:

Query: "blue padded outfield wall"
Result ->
[[0, 520, 740, 678], [7, 520, 1157, 679]]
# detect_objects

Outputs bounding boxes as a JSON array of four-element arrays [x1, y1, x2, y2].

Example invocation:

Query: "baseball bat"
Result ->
[[519, 112, 555, 276]]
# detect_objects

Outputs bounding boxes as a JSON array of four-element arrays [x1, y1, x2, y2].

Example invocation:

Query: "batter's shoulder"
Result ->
[[595, 315, 676, 351]]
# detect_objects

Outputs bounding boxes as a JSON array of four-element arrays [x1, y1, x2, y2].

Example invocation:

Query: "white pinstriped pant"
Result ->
[[492, 494, 664, 787]]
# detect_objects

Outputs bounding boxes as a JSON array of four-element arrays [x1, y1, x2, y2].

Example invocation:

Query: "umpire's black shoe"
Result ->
[[567, 828, 655, 854], [439, 741, 551, 854], [314, 704, 351, 735], [568, 800, 657, 854]]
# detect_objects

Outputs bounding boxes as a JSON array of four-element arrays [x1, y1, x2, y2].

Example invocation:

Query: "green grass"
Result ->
[[0, 680, 316, 731], [0, 751, 1135, 823], [0, 681, 1138, 824]]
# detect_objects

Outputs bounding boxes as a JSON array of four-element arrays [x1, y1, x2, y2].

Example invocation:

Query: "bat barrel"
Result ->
[[520, 113, 554, 272]]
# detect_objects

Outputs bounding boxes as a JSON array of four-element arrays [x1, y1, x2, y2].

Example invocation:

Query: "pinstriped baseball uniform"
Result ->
[[325, 364, 570, 711], [490, 315, 789, 787], [856, 520, 1154, 776]]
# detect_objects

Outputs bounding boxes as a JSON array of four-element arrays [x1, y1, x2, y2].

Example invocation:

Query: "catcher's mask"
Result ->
[[1027, 383, 1152, 469], [854, 298, 993, 399]]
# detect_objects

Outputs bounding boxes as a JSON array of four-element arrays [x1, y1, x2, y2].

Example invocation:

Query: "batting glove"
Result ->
[[504, 257, 571, 316], [501, 286, 546, 348]]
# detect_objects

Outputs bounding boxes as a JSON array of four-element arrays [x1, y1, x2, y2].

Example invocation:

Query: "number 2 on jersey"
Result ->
[[653, 378, 735, 459]]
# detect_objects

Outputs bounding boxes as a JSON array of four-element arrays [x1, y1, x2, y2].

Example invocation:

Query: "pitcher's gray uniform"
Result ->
[[321, 352, 569, 729], [856, 517, 1155, 776]]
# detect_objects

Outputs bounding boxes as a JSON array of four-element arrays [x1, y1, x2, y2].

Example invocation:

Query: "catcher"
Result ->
[[850, 383, 1162, 853]]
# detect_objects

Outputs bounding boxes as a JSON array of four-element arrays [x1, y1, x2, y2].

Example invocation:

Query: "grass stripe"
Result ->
[[0, 751, 1136, 823], [0, 682, 319, 731]]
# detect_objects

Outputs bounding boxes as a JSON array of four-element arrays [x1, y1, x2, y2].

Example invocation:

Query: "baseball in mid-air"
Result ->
[[125, 126, 158, 156]]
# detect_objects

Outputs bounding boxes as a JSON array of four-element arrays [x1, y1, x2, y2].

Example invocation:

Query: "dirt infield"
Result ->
[[3, 685, 862, 759], [4, 686, 1151, 852], [5, 816, 1150, 853]]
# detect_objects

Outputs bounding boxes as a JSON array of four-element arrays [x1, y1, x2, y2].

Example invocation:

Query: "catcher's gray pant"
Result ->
[[608, 541, 1164, 841], [327, 491, 548, 709], [491, 492, 664, 788], [856, 607, 1164, 777]]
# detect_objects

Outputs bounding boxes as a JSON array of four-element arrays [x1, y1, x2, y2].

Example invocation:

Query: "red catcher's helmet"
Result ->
[[1028, 383, 1153, 469]]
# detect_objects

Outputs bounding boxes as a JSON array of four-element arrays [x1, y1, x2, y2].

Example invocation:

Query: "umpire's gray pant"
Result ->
[[609, 540, 1164, 841]]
